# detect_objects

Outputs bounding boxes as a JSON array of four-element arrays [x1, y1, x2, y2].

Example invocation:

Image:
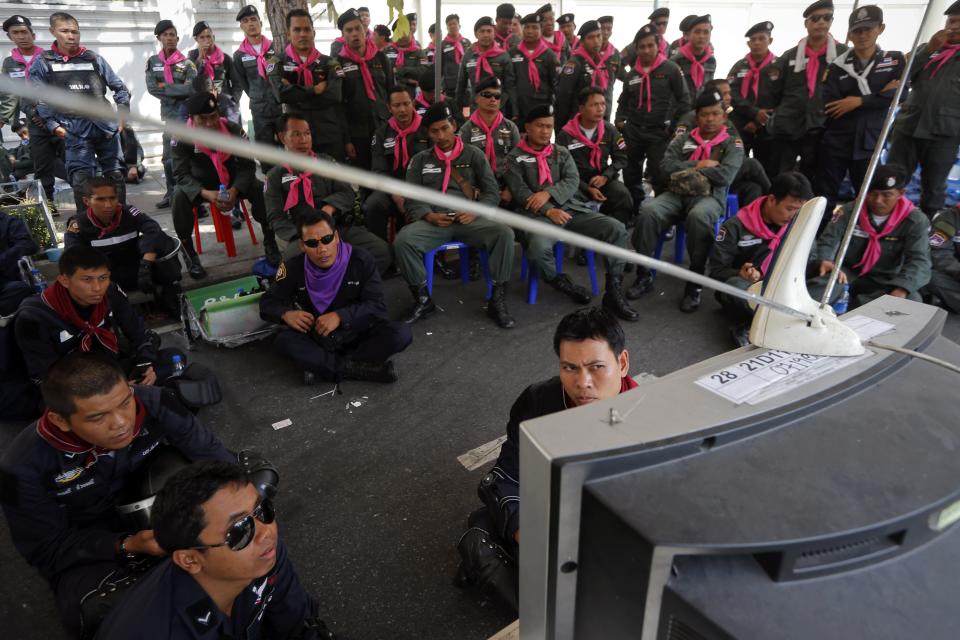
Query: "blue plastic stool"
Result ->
[[520, 240, 600, 304], [424, 242, 493, 299], [651, 193, 738, 276]]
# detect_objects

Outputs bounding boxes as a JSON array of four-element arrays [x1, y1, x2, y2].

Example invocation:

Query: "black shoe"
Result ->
[[197, 205, 210, 219], [679, 285, 702, 313], [303, 370, 318, 386], [183, 247, 207, 279], [48, 200, 59, 217], [403, 285, 436, 323], [264, 238, 281, 267], [230, 209, 243, 230], [547, 273, 592, 304], [339, 358, 398, 383], [575, 250, 588, 266], [468, 249, 482, 281], [435, 254, 458, 280], [602, 274, 639, 322], [625, 268, 654, 299], [730, 323, 751, 348], [486, 282, 516, 329], [155, 195, 171, 209]]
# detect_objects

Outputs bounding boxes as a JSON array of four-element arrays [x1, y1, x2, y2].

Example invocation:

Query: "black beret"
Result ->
[[338, 9, 362, 31], [154, 19, 175, 37], [2, 15, 30, 32], [557, 14, 575, 26], [849, 4, 882, 29], [474, 75, 502, 93], [648, 8, 670, 21], [678, 14, 698, 32], [745, 21, 774, 37], [524, 103, 554, 125], [578, 20, 600, 38], [869, 165, 908, 191], [803, 0, 834, 19], [419, 68, 436, 91], [694, 90, 723, 111], [186, 91, 219, 116], [445, 14, 460, 23], [947, 1, 960, 16], [405, 12, 417, 22], [689, 15, 711, 29], [475, 16, 494, 31], [428, 23, 436, 33], [521, 13, 542, 26], [598, 16, 614, 25], [634, 24, 658, 44], [235, 5, 259, 21], [496, 4, 516, 19], [422, 102, 453, 127], [192, 21, 211, 37], [536, 4, 553, 16]]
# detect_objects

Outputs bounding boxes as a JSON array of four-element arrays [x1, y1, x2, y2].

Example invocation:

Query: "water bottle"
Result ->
[[171, 354, 185, 377], [235, 287, 245, 298], [31, 267, 48, 292], [832, 284, 850, 315], [217, 183, 229, 208]]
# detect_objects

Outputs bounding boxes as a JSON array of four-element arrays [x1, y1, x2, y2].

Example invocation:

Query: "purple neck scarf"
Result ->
[[303, 242, 352, 314]]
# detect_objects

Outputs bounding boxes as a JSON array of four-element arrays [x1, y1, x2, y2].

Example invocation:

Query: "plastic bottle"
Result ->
[[30, 267, 48, 292], [217, 183, 229, 208], [832, 284, 850, 315], [236, 287, 245, 298], [171, 354, 185, 377]]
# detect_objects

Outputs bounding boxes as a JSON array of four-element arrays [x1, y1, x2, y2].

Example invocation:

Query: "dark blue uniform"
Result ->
[[0, 209, 36, 314], [0, 210, 39, 418]]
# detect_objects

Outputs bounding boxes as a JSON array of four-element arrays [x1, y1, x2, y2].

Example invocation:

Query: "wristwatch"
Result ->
[[118, 533, 136, 559]]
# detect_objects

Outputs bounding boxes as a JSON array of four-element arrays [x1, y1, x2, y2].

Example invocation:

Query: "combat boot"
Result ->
[[403, 284, 436, 323], [547, 273, 592, 304], [339, 358, 398, 383], [679, 283, 702, 313], [486, 283, 516, 329], [626, 266, 654, 299], [181, 241, 206, 280], [602, 274, 639, 321]]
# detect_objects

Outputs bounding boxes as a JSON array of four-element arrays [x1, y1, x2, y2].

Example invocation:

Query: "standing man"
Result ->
[[455, 17, 514, 116], [558, 13, 578, 50], [887, 2, 960, 217], [727, 21, 778, 177], [505, 105, 638, 321], [233, 4, 283, 176], [616, 24, 690, 210], [537, 3, 570, 65], [815, 6, 904, 216], [622, 9, 669, 72], [270, 9, 348, 162], [769, 0, 847, 182], [460, 76, 520, 206], [31, 12, 130, 215], [395, 103, 517, 329], [373, 24, 392, 50], [508, 13, 558, 123], [630, 91, 744, 311], [145, 20, 196, 210], [668, 15, 697, 59], [670, 14, 715, 100], [558, 88, 633, 226], [336, 8, 394, 171], [557, 21, 621, 128], [434, 14, 470, 99], [384, 17, 428, 90], [188, 21, 241, 123], [494, 4, 520, 51]]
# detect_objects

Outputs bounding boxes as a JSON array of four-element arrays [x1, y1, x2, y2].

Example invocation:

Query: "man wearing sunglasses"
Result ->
[[459, 76, 520, 206], [96, 461, 336, 639], [768, 0, 847, 182], [260, 210, 411, 384], [0, 352, 234, 638], [507, 13, 558, 124]]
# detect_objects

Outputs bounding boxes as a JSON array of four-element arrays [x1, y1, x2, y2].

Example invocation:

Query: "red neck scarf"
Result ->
[[802, 39, 829, 98], [11, 46, 43, 75], [688, 127, 730, 161], [239, 36, 272, 79], [543, 31, 564, 57], [736, 196, 787, 275], [199, 45, 225, 82], [442, 34, 466, 64], [563, 375, 640, 407], [388, 113, 423, 171], [494, 31, 513, 49], [517, 139, 554, 187], [741, 51, 775, 99], [283, 152, 316, 211], [518, 39, 550, 91], [634, 53, 667, 111], [339, 42, 379, 100], [573, 44, 614, 90], [473, 42, 506, 83], [852, 197, 915, 276], [51, 42, 86, 62], [395, 40, 419, 66], [924, 43, 960, 78], [157, 48, 186, 84], [469, 109, 504, 171], [36, 397, 146, 467], [679, 43, 710, 90], [285, 42, 321, 86], [561, 115, 604, 172], [188, 117, 232, 185], [86, 205, 122, 239], [41, 281, 118, 353], [433, 137, 466, 193], [415, 92, 432, 110]]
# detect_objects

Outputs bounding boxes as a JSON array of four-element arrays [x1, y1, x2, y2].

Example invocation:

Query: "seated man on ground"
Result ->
[[709, 172, 812, 347], [456, 306, 639, 611], [808, 165, 931, 309], [925, 204, 960, 313], [65, 177, 182, 317], [259, 211, 411, 385], [0, 352, 234, 639], [95, 461, 336, 640], [631, 90, 744, 312], [0, 205, 36, 315], [504, 104, 638, 321]]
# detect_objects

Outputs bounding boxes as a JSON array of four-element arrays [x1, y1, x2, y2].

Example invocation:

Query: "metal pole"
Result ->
[[434, 0, 442, 100], [819, 0, 935, 308]]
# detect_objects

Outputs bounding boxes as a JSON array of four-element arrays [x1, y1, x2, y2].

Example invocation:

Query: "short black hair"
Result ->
[[49, 12, 78, 28], [298, 209, 338, 236], [286, 8, 312, 29], [577, 86, 605, 106], [152, 461, 250, 553], [769, 171, 814, 202], [446, 14, 460, 23], [374, 24, 392, 39], [553, 306, 626, 356], [42, 351, 127, 417], [59, 245, 110, 276], [388, 85, 414, 102], [705, 78, 730, 91], [276, 111, 310, 133], [83, 175, 118, 197]]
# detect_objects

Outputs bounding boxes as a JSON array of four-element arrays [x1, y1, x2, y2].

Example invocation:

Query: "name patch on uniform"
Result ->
[[54, 467, 84, 485], [852, 228, 870, 238], [515, 156, 536, 163], [242, 55, 257, 62], [341, 63, 359, 72], [50, 62, 94, 72], [876, 57, 899, 69], [470, 134, 487, 143], [151, 65, 165, 72], [629, 77, 642, 85], [682, 142, 698, 153], [738, 237, 763, 247], [283, 64, 298, 72], [281, 175, 298, 183], [443, 46, 454, 53], [422, 164, 442, 174], [567, 141, 585, 150], [511, 56, 524, 63]]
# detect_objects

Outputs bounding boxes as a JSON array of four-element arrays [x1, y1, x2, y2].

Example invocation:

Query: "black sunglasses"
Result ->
[[808, 13, 833, 23], [303, 233, 336, 248], [478, 91, 502, 99], [190, 498, 275, 552]]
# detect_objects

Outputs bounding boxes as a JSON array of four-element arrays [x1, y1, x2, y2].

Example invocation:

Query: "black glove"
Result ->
[[137, 259, 154, 293]]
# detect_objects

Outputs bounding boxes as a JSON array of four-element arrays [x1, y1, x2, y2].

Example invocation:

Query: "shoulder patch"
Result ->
[[830, 206, 844, 224], [615, 135, 626, 150], [562, 62, 576, 75], [716, 226, 727, 242], [929, 230, 949, 248], [170, 138, 178, 147], [129, 206, 142, 217], [66, 218, 80, 234], [734, 138, 744, 149], [275, 262, 286, 281]]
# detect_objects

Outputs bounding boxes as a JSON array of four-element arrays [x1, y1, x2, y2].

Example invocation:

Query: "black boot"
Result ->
[[547, 273, 592, 304], [468, 249, 482, 281], [435, 253, 458, 280], [339, 358, 398, 383], [403, 284, 436, 323], [730, 322, 751, 348], [181, 241, 206, 279], [602, 274, 639, 321], [263, 232, 281, 267], [625, 267, 654, 299], [486, 282, 516, 329], [575, 249, 588, 266], [231, 205, 243, 230], [679, 283, 702, 313], [155, 193, 171, 209]]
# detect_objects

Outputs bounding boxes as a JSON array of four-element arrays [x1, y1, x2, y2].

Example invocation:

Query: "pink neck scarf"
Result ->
[[852, 197, 914, 276], [188, 117, 232, 185], [634, 53, 667, 111], [924, 43, 960, 78], [388, 113, 423, 171], [239, 36, 272, 79], [473, 43, 506, 83], [741, 51, 775, 99], [11, 46, 42, 76], [688, 127, 730, 161], [157, 48, 186, 84], [736, 196, 788, 275], [543, 31, 564, 57], [803, 41, 828, 98], [199, 45, 225, 82], [415, 92, 431, 110], [517, 139, 554, 187], [339, 41, 379, 100], [572, 44, 614, 90], [443, 34, 465, 64], [518, 39, 550, 91], [561, 115, 604, 172], [657, 37, 667, 56], [679, 43, 710, 90], [285, 42, 321, 86], [395, 40, 419, 66], [469, 109, 504, 171], [282, 153, 316, 210], [494, 31, 513, 49], [434, 137, 466, 193]]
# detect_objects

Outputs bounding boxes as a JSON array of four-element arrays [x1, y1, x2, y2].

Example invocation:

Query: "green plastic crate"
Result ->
[[183, 276, 274, 344]]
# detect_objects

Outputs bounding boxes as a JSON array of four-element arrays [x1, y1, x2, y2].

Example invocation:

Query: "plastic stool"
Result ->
[[520, 240, 600, 304], [193, 201, 258, 258], [424, 242, 493, 300]]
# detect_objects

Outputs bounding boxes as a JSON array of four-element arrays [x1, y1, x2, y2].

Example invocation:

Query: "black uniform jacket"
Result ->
[[556, 121, 628, 193], [64, 205, 170, 269], [172, 121, 258, 199], [0, 385, 232, 582], [709, 213, 782, 282], [0, 210, 37, 285]]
